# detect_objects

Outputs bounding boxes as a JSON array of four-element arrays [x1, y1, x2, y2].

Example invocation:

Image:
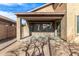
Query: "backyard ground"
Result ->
[[0, 36, 79, 56], [0, 36, 78, 56]]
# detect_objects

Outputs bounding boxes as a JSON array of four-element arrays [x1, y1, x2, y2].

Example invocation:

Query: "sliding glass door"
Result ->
[[55, 20, 61, 37], [29, 22, 53, 32]]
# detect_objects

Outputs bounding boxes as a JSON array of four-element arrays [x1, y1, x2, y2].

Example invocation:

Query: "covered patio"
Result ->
[[16, 12, 65, 41]]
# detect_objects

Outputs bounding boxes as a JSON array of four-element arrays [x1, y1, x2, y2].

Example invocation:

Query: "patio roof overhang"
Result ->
[[16, 12, 65, 21]]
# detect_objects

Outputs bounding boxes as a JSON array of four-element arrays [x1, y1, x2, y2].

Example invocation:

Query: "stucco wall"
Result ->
[[67, 3, 79, 43], [61, 14, 67, 40], [35, 5, 54, 12], [0, 21, 16, 40], [7, 25, 16, 38], [54, 4, 66, 12], [22, 23, 30, 38]]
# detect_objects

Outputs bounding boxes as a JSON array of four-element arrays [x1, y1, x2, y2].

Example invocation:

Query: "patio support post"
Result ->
[[27, 21, 31, 36], [16, 17, 22, 41]]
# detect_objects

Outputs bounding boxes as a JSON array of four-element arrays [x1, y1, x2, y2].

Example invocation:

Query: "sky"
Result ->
[[0, 3, 44, 21]]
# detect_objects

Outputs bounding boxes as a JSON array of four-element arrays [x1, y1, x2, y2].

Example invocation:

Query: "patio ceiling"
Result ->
[[16, 12, 65, 21]]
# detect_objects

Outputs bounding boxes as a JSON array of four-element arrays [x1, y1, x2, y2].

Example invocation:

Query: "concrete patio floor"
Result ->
[[0, 38, 16, 50], [0, 41, 21, 56]]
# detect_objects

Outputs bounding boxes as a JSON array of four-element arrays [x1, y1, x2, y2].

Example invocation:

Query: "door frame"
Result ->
[[54, 20, 61, 37]]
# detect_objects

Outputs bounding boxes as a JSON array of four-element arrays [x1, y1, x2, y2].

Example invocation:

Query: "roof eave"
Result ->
[[0, 15, 16, 24]]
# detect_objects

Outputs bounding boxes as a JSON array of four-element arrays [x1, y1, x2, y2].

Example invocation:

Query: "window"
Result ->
[[29, 23, 53, 32], [41, 23, 53, 32], [77, 16, 79, 33], [34, 24, 41, 32]]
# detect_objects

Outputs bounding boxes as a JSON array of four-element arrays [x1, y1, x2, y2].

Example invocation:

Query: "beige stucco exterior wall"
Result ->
[[67, 3, 79, 43], [0, 24, 7, 40], [22, 23, 30, 38], [7, 25, 16, 38], [35, 5, 54, 12], [61, 13, 67, 40], [54, 4, 66, 12], [0, 21, 16, 40]]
